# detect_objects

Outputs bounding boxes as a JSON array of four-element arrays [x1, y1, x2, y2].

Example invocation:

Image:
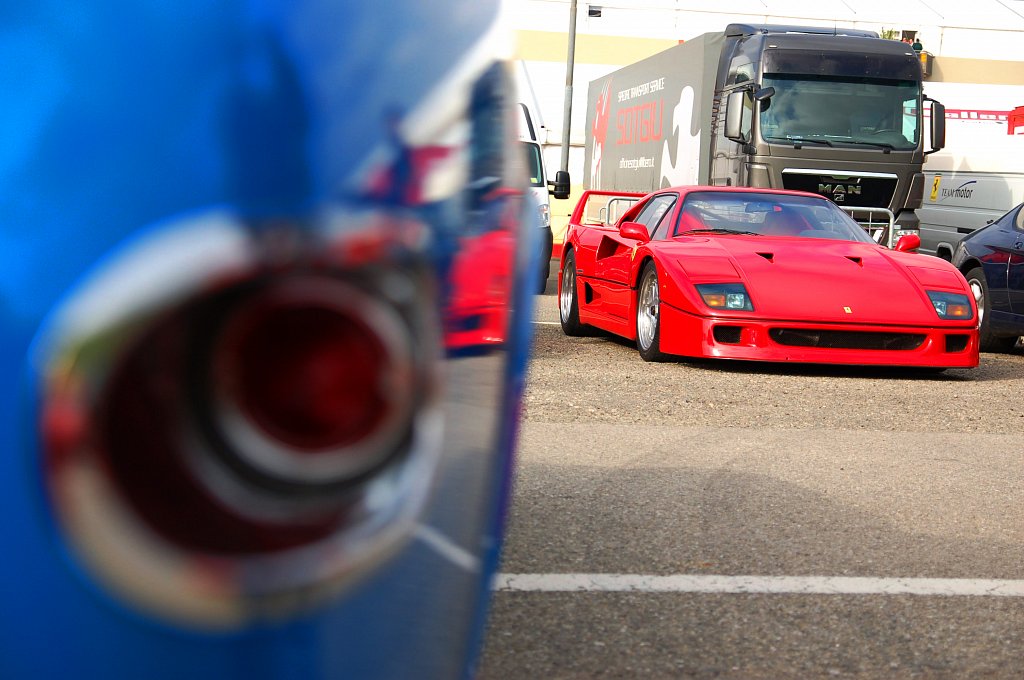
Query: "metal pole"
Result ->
[[559, 0, 577, 174]]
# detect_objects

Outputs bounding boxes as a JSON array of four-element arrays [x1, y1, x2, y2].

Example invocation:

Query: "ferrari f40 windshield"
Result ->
[[676, 192, 876, 243], [760, 76, 920, 151]]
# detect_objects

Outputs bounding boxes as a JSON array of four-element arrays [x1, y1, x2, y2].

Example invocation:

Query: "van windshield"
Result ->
[[759, 76, 919, 151], [521, 142, 545, 187]]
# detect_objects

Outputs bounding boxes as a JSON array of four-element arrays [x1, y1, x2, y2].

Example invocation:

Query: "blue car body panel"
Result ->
[[953, 203, 1024, 337], [0, 2, 531, 678]]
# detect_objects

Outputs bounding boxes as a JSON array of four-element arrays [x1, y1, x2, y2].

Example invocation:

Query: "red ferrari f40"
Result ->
[[558, 186, 979, 369]]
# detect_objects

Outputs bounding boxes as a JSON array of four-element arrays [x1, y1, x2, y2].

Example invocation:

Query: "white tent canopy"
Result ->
[[509, 0, 1024, 59]]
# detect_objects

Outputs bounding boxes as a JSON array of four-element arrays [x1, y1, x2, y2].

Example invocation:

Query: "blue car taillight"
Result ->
[[38, 216, 443, 626]]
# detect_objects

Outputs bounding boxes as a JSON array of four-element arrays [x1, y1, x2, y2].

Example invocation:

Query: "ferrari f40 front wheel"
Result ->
[[636, 262, 668, 362]]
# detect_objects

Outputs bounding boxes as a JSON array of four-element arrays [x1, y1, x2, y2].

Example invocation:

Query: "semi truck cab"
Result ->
[[718, 24, 946, 243]]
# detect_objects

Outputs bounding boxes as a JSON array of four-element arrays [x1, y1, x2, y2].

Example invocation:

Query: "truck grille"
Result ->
[[769, 328, 925, 350], [781, 172, 897, 209]]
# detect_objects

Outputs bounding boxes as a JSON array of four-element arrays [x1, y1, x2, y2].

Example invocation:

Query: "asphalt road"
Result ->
[[478, 263, 1024, 679]]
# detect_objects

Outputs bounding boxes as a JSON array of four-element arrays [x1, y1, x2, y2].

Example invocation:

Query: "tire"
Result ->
[[537, 257, 549, 294], [636, 261, 669, 362], [538, 226, 553, 294], [965, 267, 1019, 353], [559, 250, 590, 336]]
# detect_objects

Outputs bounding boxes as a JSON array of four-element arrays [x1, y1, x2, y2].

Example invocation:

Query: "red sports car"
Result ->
[[558, 186, 980, 368]]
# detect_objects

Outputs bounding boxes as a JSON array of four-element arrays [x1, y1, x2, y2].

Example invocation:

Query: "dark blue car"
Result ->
[[952, 203, 1024, 351]]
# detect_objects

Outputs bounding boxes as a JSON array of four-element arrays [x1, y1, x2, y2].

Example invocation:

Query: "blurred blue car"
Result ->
[[0, 2, 535, 679], [952, 202, 1024, 351]]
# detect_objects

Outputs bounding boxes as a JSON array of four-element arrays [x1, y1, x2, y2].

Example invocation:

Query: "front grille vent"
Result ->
[[769, 328, 924, 350], [713, 325, 743, 344], [945, 334, 970, 353], [782, 173, 897, 209]]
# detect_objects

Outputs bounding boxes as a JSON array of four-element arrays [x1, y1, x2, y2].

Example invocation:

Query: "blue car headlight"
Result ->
[[695, 283, 754, 311], [927, 290, 973, 320]]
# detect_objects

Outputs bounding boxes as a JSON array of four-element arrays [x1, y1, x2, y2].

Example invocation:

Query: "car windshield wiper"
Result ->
[[765, 135, 833, 148], [681, 228, 760, 236], [837, 139, 896, 153]]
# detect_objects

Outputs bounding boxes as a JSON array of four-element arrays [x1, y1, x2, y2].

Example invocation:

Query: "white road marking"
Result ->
[[533, 321, 561, 326], [415, 525, 480, 572], [494, 574, 1024, 597]]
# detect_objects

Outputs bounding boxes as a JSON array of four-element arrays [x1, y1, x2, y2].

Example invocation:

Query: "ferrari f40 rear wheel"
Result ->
[[636, 261, 668, 362], [559, 249, 591, 337]]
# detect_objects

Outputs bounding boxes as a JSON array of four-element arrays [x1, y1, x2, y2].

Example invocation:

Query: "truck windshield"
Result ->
[[759, 76, 919, 151]]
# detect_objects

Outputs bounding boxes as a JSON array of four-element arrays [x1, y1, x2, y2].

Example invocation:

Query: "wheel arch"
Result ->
[[958, 257, 985, 278], [934, 242, 956, 262], [632, 253, 695, 312], [560, 242, 574, 263], [631, 254, 656, 290], [558, 244, 575, 289]]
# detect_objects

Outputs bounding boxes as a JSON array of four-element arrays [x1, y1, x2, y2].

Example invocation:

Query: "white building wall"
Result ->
[[513, 0, 1024, 152], [510, 0, 1024, 54], [511, 0, 1024, 236]]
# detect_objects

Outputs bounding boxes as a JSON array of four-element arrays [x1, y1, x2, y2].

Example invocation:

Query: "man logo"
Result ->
[[818, 183, 862, 203]]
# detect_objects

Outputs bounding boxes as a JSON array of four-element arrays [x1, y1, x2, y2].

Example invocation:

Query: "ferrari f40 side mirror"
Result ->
[[619, 221, 651, 243], [894, 233, 921, 253]]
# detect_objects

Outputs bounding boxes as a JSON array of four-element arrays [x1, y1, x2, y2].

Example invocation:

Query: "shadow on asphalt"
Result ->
[[574, 330, 1023, 382], [482, 460, 1024, 678]]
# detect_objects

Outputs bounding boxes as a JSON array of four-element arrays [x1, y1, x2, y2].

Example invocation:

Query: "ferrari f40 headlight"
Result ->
[[927, 291, 973, 320], [695, 283, 754, 311]]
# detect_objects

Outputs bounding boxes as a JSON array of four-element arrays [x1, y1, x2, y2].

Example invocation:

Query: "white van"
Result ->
[[917, 89, 1024, 259], [519, 104, 556, 292], [522, 139, 552, 292], [919, 167, 1024, 260]]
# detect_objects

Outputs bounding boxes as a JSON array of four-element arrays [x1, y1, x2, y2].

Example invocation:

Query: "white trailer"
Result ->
[[918, 84, 1024, 260]]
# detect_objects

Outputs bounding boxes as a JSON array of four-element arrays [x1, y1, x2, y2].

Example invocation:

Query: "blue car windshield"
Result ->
[[675, 192, 876, 243]]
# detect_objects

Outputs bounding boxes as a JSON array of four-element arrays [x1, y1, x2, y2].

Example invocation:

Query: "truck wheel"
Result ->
[[636, 261, 668, 362], [559, 250, 591, 336], [966, 267, 1019, 352]]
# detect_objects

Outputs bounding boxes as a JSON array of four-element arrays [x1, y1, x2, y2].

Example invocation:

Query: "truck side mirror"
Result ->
[[549, 170, 571, 200], [725, 90, 749, 143], [929, 100, 945, 153]]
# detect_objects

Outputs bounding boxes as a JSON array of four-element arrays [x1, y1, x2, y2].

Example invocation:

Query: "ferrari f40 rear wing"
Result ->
[[569, 190, 646, 229]]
